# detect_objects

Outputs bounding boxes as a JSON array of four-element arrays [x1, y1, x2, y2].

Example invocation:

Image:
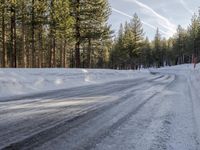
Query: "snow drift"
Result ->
[[1, 63, 199, 99], [0, 68, 149, 99]]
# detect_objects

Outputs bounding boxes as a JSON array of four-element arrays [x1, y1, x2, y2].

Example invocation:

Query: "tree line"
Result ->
[[0, 0, 111, 68], [110, 11, 200, 69], [1, 1, 200, 69]]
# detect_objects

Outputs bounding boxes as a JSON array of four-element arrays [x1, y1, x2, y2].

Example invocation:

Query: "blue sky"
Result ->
[[108, 0, 200, 40]]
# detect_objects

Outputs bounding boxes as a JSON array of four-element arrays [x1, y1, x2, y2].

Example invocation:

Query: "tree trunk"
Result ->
[[82, 46, 85, 68], [70, 48, 74, 68], [49, 0, 57, 68], [53, 37, 56, 67], [63, 40, 66, 68], [75, 0, 81, 68], [10, 2, 17, 68], [60, 40, 63, 67], [22, 13, 27, 68], [87, 38, 91, 68], [49, 38, 53, 68], [31, 0, 36, 68], [2, 0, 7, 67], [38, 26, 43, 68], [14, 6, 17, 67]]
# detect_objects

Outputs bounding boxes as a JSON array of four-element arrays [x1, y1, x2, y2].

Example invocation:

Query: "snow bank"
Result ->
[[1, 63, 199, 99], [0, 68, 149, 99], [149, 63, 199, 75]]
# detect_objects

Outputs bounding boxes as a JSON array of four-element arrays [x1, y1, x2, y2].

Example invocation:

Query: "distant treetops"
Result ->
[[110, 10, 200, 69], [1, 1, 200, 69]]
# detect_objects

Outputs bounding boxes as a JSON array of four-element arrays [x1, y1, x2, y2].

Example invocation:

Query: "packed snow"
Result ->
[[1, 64, 200, 150]]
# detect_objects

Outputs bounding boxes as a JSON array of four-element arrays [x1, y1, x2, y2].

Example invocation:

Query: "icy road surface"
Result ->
[[0, 67, 200, 150]]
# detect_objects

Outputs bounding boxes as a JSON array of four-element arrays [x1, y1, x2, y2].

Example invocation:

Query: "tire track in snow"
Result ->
[[35, 75, 175, 150], [187, 74, 200, 150], [0, 75, 171, 150]]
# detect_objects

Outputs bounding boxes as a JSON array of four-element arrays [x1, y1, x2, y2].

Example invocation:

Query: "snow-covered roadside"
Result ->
[[1, 64, 200, 149], [150, 63, 200, 150], [0, 68, 149, 99]]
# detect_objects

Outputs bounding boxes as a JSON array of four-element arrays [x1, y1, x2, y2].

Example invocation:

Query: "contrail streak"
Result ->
[[111, 8, 169, 36]]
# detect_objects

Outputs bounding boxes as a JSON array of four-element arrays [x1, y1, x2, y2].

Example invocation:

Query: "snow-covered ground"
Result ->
[[0, 68, 149, 99], [0, 64, 200, 150]]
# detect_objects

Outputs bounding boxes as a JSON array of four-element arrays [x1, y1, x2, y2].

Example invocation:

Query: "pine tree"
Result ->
[[173, 25, 187, 64], [0, 0, 112, 68], [87, 0, 111, 68], [188, 13, 200, 59], [141, 37, 151, 68], [128, 13, 144, 69], [154, 28, 162, 67], [10, 0, 17, 67], [70, 0, 81, 68], [0, 0, 7, 67]]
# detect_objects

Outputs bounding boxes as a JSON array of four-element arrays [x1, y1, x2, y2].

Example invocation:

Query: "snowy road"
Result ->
[[0, 68, 200, 150]]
